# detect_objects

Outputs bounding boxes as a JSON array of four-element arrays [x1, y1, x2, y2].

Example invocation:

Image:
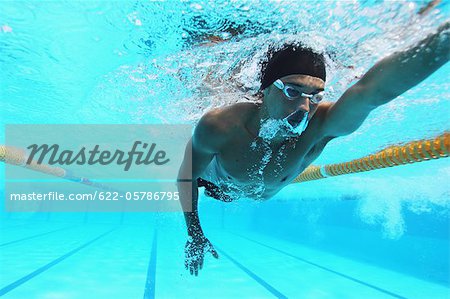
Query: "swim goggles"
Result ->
[[273, 79, 324, 104]]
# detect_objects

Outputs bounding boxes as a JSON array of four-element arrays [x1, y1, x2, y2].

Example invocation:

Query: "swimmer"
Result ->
[[177, 22, 450, 275]]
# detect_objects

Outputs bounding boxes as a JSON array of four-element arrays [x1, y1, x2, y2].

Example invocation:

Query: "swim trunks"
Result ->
[[196, 156, 233, 202], [197, 177, 233, 202]]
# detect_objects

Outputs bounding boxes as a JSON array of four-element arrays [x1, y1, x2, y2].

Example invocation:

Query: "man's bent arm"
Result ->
[[177, 139, 206, 238], [322, 22, 449, 137], [177, 112, 224, 238]]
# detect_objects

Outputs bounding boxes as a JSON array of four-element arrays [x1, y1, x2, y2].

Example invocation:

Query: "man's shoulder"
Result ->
[[306, 101, 336, 141], [199, 102, 257, 134], [194, 102, 257, 151], [307, 101, 332, 127]]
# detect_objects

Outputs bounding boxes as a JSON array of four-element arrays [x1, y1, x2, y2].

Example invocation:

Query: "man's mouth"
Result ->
[[283, 110, 309, 135], [286, 110, 307, 127], [258, 111, 310, 141]]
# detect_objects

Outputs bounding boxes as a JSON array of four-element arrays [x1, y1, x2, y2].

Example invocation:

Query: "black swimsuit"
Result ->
[[196, 177, 233, 202]]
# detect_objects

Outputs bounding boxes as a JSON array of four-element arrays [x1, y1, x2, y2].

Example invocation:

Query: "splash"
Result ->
[[354, 167, 450, 239], [76, 0, 448, 127], [258, 118, 285, 141], [257, 113, 309, 142], [357, 194, 406, 240], [245, 114, 304, 198]]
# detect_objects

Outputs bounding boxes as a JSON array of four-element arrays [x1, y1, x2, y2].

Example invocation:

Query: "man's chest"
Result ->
[[217, 135, 330, 186]]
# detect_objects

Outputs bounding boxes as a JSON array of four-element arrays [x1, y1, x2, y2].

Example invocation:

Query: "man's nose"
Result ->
[[296, 97, 310, 112]]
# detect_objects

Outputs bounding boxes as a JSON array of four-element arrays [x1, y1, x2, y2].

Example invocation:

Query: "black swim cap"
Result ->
[[260, 44, 326, 90]]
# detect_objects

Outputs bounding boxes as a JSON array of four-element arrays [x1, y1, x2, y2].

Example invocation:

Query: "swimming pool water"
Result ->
[[1, 1, 449, 298]]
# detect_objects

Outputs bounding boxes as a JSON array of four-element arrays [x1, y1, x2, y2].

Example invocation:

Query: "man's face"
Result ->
[[263, 74, 325, 136]]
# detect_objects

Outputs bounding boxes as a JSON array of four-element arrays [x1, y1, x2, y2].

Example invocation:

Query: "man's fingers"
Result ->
[[204, 240, 219, 259], [185, 257, 191, 270], [194, 263, 199, 276], [185, 237, 218, 275], [211, 248, 219, 259], [199, 256, 204, 270], [193, 260, 199, 276]]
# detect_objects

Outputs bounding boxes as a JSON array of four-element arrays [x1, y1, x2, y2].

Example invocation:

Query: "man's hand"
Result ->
[[185, 234, 219, 276]]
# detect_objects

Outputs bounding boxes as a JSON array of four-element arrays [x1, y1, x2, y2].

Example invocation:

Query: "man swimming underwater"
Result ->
[[177, 22, 449, 275]]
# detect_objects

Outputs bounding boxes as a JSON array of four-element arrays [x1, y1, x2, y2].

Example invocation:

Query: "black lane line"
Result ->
[[231, 232, 408, 299], [0, 226, 76, 247], [0, 228, 117, 296], [215, 245, 288, 299], [143, 229, 158, 299]]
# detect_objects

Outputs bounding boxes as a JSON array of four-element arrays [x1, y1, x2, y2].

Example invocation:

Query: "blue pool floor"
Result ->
[[0, 220, 449, 299]]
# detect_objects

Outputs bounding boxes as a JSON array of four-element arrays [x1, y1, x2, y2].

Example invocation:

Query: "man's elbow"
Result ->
[[328, 121, 364, 138], [357, 81, 399, 108], [177, 158, 191, 182], [370, 90, 398, 107]]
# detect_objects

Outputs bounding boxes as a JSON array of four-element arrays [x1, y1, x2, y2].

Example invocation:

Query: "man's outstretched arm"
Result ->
[[321, 22, 449, 137]]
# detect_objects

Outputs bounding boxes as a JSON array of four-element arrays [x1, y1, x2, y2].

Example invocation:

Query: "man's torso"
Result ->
[[200, 102, 333, 200]]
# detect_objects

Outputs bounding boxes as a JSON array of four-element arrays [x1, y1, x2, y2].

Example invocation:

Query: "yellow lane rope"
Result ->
[[0, 146, 113, 190], [292, 132, 449, 183], [0, 146, 66, 177], [1, 132, 449, 185]]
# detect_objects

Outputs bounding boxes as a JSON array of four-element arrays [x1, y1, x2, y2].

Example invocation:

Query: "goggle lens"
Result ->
[[285, 86, 301, 98], [310, 92, 323, 104]]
